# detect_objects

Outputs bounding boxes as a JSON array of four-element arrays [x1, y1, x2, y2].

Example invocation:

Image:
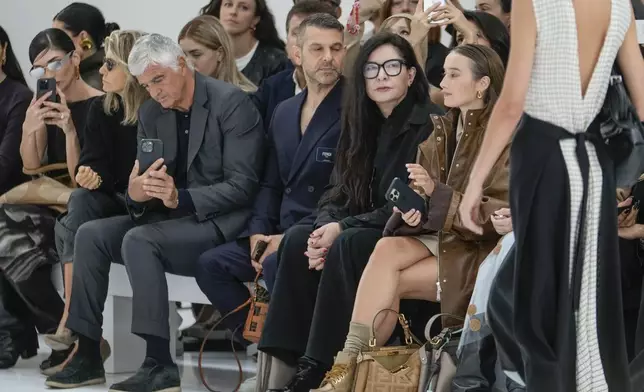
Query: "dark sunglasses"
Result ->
[[363, 59, 407, 79], [103, 58, 124, 72]]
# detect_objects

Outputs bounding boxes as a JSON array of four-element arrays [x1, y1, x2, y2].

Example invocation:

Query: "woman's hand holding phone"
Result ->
[[41, 88, 74, 134], [23, 92, 52, 136], [394, 206, 422, 227], [618, 197, 639, 228]]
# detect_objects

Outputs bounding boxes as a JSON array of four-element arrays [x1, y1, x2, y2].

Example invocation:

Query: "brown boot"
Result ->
[[311, 352, 357, 392]]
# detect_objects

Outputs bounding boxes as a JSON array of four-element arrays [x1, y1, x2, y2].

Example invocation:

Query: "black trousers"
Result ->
[[66, 213, 224, 342], [259, 224, 438, 367]]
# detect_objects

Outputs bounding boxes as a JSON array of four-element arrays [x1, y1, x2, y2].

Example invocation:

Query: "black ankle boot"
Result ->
[[0, 325, 38, 369], [269, 356, 328, 392]]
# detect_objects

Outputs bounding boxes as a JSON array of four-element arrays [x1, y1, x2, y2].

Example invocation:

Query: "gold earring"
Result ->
[[1, 56, 5, 66], [476, 90, 483, 99], [80, 38, 93, 51]]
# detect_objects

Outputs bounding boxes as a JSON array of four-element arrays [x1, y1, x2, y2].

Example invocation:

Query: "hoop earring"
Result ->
[[476, 90, 483, 99], [80, 38, 93, 51]]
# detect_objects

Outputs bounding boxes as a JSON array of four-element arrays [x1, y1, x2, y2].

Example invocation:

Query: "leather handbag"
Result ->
[[599, 71, 644, 188], [353, 309, 426, 392], [242, 272, 270, 343], [424, 313, 464, 392], [0, 163, 73, 213]]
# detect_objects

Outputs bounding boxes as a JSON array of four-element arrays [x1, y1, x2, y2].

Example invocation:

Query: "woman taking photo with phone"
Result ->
[[44, 30, 150, 370], [178, 15, 256, 92], [312, 44, 508, 392], [0, 27, 102, 372], [201, 0, 289, 86]]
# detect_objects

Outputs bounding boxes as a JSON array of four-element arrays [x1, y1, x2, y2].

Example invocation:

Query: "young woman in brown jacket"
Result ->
[[313, 44, 508, 392]]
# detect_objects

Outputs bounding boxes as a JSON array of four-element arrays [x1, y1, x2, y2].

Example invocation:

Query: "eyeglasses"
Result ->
[[29, 52, 73, 79], [363, 59, 407, 79]]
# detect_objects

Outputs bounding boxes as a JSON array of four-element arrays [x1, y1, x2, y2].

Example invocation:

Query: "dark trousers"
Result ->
[[66, 214, 224, 341], [195, 239, 279, 332], [55, 188, 125, 263], [259, 225, 382, 366]]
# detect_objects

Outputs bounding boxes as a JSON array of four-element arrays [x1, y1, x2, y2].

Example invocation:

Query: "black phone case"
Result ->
[[137, 139, 164, 174], [386, 177, 426, 214], [36, 78, 59, 103]]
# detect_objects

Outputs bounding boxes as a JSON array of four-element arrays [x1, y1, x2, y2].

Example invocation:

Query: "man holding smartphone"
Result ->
[[194, 12, 346, 353], [46, 34, 265, 392]]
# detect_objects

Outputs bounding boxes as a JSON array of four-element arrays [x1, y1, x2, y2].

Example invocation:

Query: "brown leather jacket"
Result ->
[[385, 109, 511, 327]]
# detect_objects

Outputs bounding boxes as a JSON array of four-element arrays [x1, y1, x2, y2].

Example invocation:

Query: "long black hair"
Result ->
[[29, 28, 76, 64], [201, 0, 285, 50], [0, 25, 27, 86], [54, 2, 120, 48], [460, 11, 510, 66], [321, 33, 429, 213]]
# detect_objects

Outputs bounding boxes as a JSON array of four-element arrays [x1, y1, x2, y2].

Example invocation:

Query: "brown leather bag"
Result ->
[[198, 270, 268, 392], [243, 272, 270, 343], [353, 309, 426, 392]]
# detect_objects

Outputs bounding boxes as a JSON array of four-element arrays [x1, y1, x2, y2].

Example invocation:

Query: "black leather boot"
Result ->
[[269, 356, 328, 392]]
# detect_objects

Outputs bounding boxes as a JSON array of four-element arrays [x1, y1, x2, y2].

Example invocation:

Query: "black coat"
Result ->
[[315, 97, 444, 230], [250, 68, 297, 132], [241, 43, 291, 86]]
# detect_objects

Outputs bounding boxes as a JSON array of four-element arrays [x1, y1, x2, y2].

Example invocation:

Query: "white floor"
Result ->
[[0, 345, 257, 392]]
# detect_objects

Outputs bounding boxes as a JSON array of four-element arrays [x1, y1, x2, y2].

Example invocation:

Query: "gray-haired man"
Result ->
[[46, 34, 265, 391]]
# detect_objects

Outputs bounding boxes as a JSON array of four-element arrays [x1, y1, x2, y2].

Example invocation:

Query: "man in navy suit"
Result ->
[[195, 13, 346, 342], [250, 1, 338, 131]]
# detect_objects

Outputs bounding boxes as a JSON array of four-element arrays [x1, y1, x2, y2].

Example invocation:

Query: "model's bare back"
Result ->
[[572, 0, 612, 98]]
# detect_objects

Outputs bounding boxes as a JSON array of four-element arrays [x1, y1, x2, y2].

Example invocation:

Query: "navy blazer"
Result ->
[[250, 68, 297, 132], [243, 81, 344, 237]]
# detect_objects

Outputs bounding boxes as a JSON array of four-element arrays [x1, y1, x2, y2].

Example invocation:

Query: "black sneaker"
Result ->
[[45, 354, 105, 389], [108, 357, 180, 392], [40, 344, 76, 376]]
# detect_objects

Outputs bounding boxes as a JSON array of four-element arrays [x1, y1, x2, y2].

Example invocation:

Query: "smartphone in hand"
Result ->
[[386, 177, 426, 215], [137, 139, 164, 174], [36, 78, 59, 103], [252, 240, 269, 262]]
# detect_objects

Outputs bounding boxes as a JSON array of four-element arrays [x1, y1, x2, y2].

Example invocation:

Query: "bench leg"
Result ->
[[102, 296, 181, 374]]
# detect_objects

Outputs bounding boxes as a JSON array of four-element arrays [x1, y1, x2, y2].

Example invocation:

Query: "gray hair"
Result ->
[[295, 13, 344, 47], [128, 33, 193, 76]]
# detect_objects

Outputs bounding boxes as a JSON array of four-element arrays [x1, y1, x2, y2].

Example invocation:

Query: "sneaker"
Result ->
[[311, 352, 357, 392], [45, 354, 105, 389], [108, 357, 180, 392]]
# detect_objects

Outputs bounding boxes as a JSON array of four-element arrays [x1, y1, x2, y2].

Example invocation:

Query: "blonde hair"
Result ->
[[178, 15, 257, 93], [103, 30, 151, 125]]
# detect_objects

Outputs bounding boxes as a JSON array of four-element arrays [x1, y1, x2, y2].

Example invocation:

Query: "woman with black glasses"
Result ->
[[43, 30, 150, 372], [258, 33, 444, 391], [0, 27, 101, 371]]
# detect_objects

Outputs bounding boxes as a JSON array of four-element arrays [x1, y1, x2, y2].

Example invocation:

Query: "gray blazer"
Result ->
[[129, 72, 265, 242]]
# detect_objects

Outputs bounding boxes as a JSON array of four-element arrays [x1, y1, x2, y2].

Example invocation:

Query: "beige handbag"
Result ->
[[0, 163, 73, 213], [353, 309, 427, 392]]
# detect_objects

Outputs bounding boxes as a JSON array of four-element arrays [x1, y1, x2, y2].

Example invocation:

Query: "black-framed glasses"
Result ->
[[29, 51, 73, 79], [363, 59, 407, 79]]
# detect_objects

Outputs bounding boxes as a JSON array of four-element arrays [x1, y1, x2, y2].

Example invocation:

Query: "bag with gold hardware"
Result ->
[[352, 309, 427, 392], [243, 272, 270, 343]]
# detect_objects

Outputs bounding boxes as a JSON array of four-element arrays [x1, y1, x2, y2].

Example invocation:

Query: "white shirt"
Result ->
[[235, 41, 259, 71], [293, 71, 303, 96]]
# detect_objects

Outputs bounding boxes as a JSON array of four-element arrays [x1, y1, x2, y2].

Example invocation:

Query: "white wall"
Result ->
[[0, 0, 474, 87]]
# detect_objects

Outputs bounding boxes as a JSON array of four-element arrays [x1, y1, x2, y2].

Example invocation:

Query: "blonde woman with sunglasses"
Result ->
[[43, 30, 151, 375]]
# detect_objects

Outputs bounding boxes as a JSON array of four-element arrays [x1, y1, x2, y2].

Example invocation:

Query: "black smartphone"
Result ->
[[252, 240, 269, 262], [36, 78, 59, 103], [137, 139, 164, 174], [386, 177, 426, 214]]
